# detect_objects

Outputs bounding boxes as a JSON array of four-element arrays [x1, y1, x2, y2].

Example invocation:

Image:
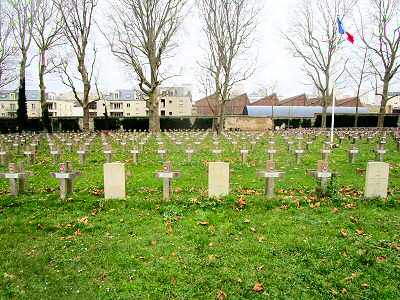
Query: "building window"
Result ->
[[114, 92, 119, 100], [126, 94, 131, 98], [169, 112, 173, 116], [10, 93, 15, 100], [127, 103, 131, 108], [1, 113, 5, 117], [161, 110, 165, 116], [136, 108, 140, 111], [169, 100, 172, 104], [31, 103, 36, 110], [161, 99, 165, 108], [127, 113, 130, 116], [1, 103, 4, 108], [135, 102, 140, 106], [112, 103, 122, 109], [179, 111, 184, 115], [10, 104, 16, 111]]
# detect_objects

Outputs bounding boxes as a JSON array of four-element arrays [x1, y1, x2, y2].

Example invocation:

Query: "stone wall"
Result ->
[[224, 116, 273, 131]]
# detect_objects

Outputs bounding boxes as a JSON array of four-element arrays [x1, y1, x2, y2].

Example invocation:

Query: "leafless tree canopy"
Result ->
[[198, 0, 259, 133], [104, 0, 188, 132], [0, 2, 18, 88], [358, 0, 400, 127], [54, 0, 98, 133], [282, 0, 356, 129]]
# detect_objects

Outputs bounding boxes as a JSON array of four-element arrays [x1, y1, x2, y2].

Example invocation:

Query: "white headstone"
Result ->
[[208, 162, 229, 197], [364, 162, 389, 198], [104, 163, 126, 199]]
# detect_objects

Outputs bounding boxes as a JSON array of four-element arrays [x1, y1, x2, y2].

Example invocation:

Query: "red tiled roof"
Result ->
[[250, 93, 279, 106], [194, 93, 250, 115]]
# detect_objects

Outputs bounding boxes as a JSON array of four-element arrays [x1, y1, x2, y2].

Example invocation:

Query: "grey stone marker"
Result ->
[[185, 145, 195, 163], [104, 162, 126, 199], [294, 145, 305, 164], [364, 162, 389, 198], [266, 146, 278, 161], [256, 161, 285, 198], [130, 146, 140, 165], [212, 146, 223, 161], [50, 161, 82, 199], [208, 162, 229, 198], [320, 145, 332, 162], [232, 140, 238, 152], [373, 144, 387, 162], [77, 146, 90, 164], [0, 147, 10, 165], [0, 162, 33, 197], [23, 147, 35, 165], [158, 146, 167, 162], [307, 160, 338, 196], [306, 140, 313, 151], [346, 145, 360, 163], [103, 145, 115, 163], [50, 147, 63, 164], [286, 140, 294, 152], [240, 145, 249, 164], [153, 161, 181, 199]]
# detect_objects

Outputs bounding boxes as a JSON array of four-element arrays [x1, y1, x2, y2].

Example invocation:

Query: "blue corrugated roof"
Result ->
[[244, 106, 369, 117]]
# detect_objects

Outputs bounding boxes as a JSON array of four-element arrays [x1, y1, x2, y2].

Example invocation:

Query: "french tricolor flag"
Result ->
[[337, 18, 354, 44]]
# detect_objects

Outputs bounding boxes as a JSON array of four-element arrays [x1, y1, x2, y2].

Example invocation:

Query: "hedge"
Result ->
[[314, 114, 399, 128]]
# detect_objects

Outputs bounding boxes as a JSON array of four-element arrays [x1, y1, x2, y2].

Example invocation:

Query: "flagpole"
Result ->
[[330, 87, 335, 144]]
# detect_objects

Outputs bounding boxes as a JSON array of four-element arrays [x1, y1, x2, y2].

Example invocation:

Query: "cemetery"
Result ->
[[0, 129, 399, 298]]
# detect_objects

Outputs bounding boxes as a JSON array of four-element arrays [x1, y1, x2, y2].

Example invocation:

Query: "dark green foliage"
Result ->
[[0, 118, 18, 133], [58, 118, 80, 132], [41, 108, 52, 133], [161, 117, 192, 130], [16, 80, 28, 132], [94, 117, 120, 131], [314, 114, 399, 128], [120, 117, 150, 131], [192, 117, 213, 130]]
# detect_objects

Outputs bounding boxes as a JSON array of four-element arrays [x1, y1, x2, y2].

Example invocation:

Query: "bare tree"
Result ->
[[198, 0, 259, 134], [282, 0, 356, 129], [103, 0, 188, 133], [0, 2, 18, 88], [358, 0, 400, 127], [33, 0, 64, 133], [54, 0, 98, 133], [346, 48, 370, 128], [7, 0, 38, 131]]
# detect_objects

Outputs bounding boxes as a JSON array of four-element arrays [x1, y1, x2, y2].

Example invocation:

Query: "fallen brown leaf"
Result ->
[[250, 227, 257, 233], [4, 273, 14, 279], [167, 226, 173, 234], [333, 207, 339, 213], [258, 236, 265, 243], [253, 282, 263, 292], [349, 216, 358, 223], [342, 288, 348, 294], [361, 283, 369, 288], [79, 216, 89, 224], [198, 221, 209, 226], [356, 228, 366, 235], [376, 256, 387, 262], [237, 278, 243, 283], [340, 228, 347, 237], [218, 291, 227, 299], [151, 241, 157, 246], [244, 219, 251, 223], [345, 273, 357, 281]]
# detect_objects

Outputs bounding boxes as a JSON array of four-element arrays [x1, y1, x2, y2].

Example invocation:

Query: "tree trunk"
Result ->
[[218, 101, 226, 135], [321, 104, 328, 130], [377, 81, 389, 128], [211, 99, 220, 133], [82, 105, 90, 132], [39, 51, 52, 133], [17, 53, 28, 132], [148, 91, 160, 133]]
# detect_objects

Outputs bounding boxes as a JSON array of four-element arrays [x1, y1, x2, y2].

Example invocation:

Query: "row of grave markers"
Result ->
[[0, 159, 389, 200]]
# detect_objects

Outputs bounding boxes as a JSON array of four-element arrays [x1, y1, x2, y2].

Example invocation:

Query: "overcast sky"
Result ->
[[25, 0, 336, 101]]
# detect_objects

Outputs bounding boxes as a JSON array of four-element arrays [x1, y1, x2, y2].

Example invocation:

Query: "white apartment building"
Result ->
[[0, 90, 75, 118], [98, 86, 193, 117]]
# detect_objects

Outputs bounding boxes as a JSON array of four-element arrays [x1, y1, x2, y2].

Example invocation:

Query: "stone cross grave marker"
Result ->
[[307, 160, 338, 196], [50, 147, 63, 165], [103, 145, 115, 163], [212, 146, 223, 161], [232, 139, 238, 152], [104, 162, 126, 199], [250, 140, 257, 151], [0, 162, 33, 197], [157, 145, 167, 162], [266, 146, 278, 161], [306, 139, 313, 151], [50, 161, 82, 199], [240, 145, 249, 164], [208, 162, 229, 198], [130, 146, 140, 165], [286, 139, 294, 152], [373, 144, 387, 162], [256, 161, 285, 198], [153, 161, 182, 199], [23, 146, 35, 166], [320, 144, 332, 162], [77, 145, 90, 164], [346, 145, 361, 163], [364, 162, 389, 198], [0, 147, 10, 165], [185, 145, 195, 163], [294, 144, 305, 164]]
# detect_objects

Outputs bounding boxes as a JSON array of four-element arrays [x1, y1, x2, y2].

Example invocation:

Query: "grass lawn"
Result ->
[[0, 130, 399, 299]]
